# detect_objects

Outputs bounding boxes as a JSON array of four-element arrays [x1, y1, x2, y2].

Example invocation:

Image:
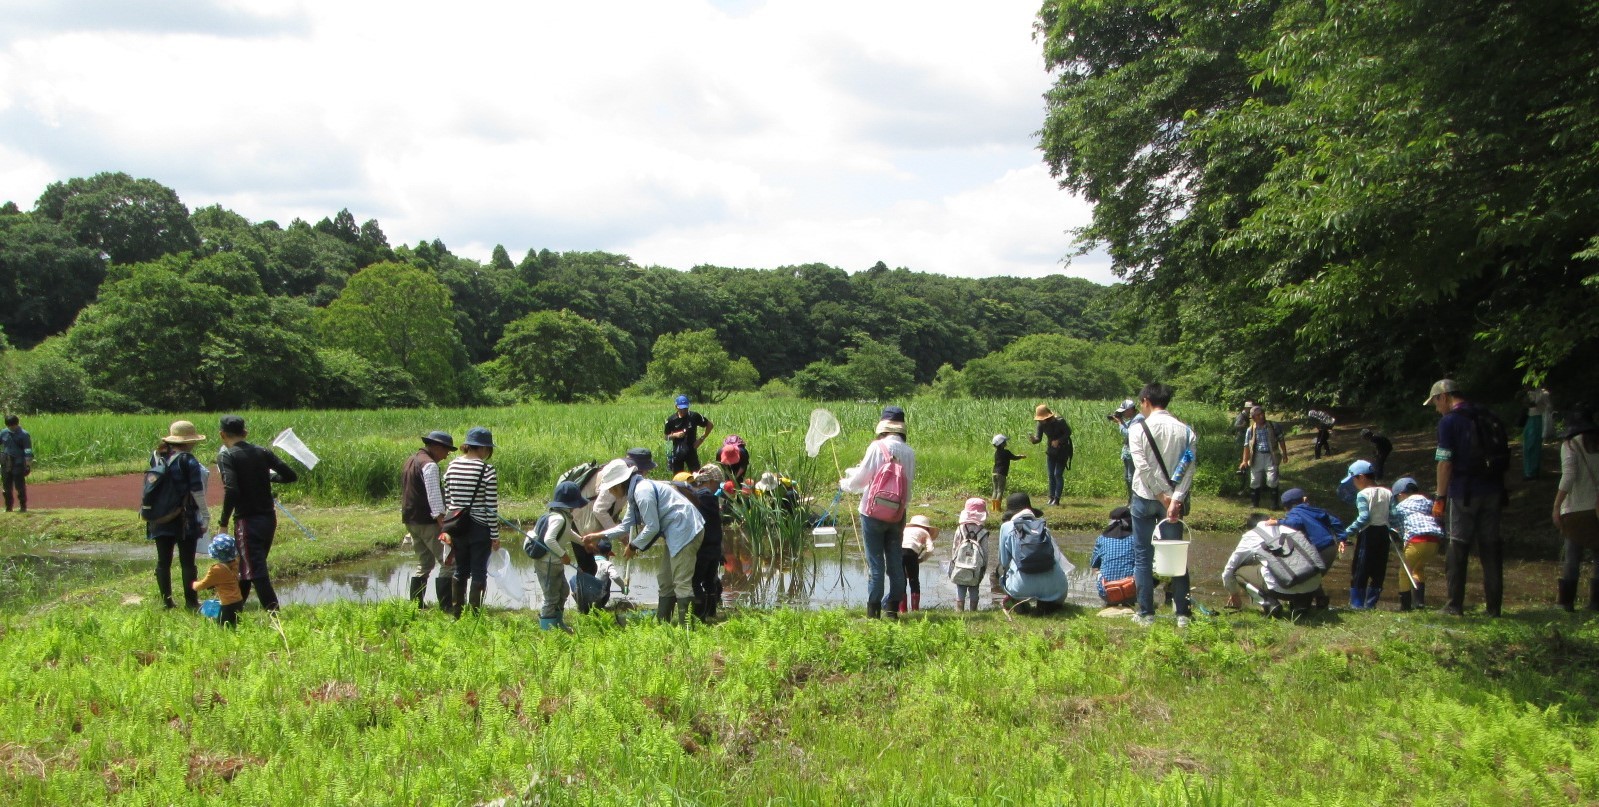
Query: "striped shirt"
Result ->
[[443, 457, 499, 541]]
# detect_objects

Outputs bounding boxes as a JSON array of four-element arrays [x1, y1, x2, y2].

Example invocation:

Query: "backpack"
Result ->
[[1011, 516, 1056, 574], [949, 525, 987, 586], [141, 450, 194, 528], [522, 512, 555, 560], [1252, 525, 1327, 589], [862, 441, 908, 522], [558, 461, 602, 493], [1464, 406, 1511, 481]]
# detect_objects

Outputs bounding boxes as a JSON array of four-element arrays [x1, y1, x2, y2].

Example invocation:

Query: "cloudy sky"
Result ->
[[0, 0, 1111, 282]]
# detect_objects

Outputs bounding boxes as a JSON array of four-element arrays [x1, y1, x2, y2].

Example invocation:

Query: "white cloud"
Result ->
[[0, 0, 1111, 283]]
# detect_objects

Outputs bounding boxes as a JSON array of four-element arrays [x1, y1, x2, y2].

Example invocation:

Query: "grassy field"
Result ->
[[0, 600, 1595, 804], [19, 396, 1242, 506]]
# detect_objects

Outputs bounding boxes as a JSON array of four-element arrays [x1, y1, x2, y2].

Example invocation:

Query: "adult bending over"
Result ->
[[584, 458, 705, 625]]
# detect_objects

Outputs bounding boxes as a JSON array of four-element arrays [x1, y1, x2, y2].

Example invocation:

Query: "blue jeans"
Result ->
[[861, 515, 906, 611], [1131, 494, 1189, 617], [1046, 457, 1067, 502]]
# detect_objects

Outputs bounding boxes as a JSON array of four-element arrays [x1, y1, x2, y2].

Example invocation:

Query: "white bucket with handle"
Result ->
[[1151, 518, 1190, 577]]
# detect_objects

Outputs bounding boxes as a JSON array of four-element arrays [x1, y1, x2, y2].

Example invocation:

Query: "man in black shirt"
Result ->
[[1361, 428, 1393, 478], [217, 415, 298, 612], [664, 395, 714, 474]]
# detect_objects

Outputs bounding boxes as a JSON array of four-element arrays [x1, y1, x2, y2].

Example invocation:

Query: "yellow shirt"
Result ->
[[193, 560, 243, 605]]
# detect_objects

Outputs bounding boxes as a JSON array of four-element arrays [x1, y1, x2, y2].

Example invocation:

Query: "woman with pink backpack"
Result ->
[[839, 406, 916, 618]]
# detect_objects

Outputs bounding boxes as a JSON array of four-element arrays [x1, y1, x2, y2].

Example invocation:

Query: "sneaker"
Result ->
[[1176, 616, 1191, 628], [1131, 614, 1155, 627]]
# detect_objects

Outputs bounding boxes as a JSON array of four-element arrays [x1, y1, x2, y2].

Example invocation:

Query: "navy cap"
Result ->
[[422, 430, 456, 451], [625, 448, 656, 473], [1280, 488, 1307, 507], [548, 480, 589, 511], [463, 427, 495, 448], [219, 415, 246, 435], [880, 405, 906, 423]]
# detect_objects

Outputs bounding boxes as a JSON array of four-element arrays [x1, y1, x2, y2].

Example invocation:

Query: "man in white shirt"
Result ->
[[1222, 515, 1323, 617], [1127, 382, 1197, 627]]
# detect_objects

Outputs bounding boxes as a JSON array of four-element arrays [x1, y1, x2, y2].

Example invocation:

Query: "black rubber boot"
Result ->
[[467, 581, 485, 614], [1250, 488, 1261, 508], [1270, 488, 1281, 511], [253, 577, 280, 612], [1399, 591, 1413, 611], [451, 578, 468, 619], [1558, 578, 1578, 613], [866, 602, 881, 619], [157, 571, 175, 609], [1414, 583, 1426, 609], [434, 577, 453, 613], [409, 575, 429, 609], [1588, 579, 1599, 613], [657, 596, 677, 624], [703, 593, 718, 622]]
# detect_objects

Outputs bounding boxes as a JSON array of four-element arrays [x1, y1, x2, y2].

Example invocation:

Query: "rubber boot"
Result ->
[[1349, 587, 1367, 610], [1589, 579, 1599, 613], [866, 602, 881, 619], [1250, 488, 1261, 508], [1260, 596, 1283, 619], [451, 578, 467, 619], [1270, 488, 1281, 511], [1399, 591, 1413, 611], [703, 594, 718, 622], [956, 599, 965, 612], [157, 572, 175, 609], [253, 578, 279, 612], [435, 577, 454, 613], [1311, 588, 1330, 610], [467, 581, 485, 614], [1414, 583, 1426, 609], [657, 596, 676, 624], [538, 617, 557, 631], [1364, 587, 1382, 610], [1558, 579, 1578, 613], [897, 599, 907, 614], [910, 594, 921, 612], [409, 575, 429, 609]]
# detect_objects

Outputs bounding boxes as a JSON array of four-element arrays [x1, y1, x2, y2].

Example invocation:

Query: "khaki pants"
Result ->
[[1404, 539, 1441, 585], [407, 521, 447, 577], [656, 531, 704, 599]]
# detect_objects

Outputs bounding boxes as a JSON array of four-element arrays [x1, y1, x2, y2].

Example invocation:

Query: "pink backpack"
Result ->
[[863, 441, 908, 522]]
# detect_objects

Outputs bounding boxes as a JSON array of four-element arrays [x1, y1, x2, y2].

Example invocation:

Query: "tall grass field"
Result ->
[[24, 397, 1239, 506]]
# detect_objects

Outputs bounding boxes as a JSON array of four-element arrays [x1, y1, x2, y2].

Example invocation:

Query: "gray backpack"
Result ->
[[1251, 525, 1326, 589], [948, 524, 987, 586]]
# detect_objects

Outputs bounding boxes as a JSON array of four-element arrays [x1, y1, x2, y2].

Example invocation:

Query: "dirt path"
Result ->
[[23, 469, 224, 511]]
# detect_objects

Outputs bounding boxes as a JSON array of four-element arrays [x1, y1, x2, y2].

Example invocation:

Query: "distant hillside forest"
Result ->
[[0, 172, 1165, 414]]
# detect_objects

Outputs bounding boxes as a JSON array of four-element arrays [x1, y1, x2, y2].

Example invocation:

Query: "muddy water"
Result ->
[[14, 531, 1563, 613]]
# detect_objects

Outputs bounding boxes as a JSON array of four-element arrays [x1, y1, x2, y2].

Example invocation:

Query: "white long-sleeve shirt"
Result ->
[[1128, 410, 1196, 503], [1221, 525, 1321, 596], [839, 436, 916, 519], [421, 462, 445, 519], [1559, 439, 1599, 514]]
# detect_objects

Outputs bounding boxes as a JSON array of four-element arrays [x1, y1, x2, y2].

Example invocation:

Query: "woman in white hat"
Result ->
[[148, 421, 209, 610], [839, 405, 916, 617]]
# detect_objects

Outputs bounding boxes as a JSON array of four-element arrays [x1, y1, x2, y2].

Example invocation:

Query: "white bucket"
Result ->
[[1152, 540, 1191, 577]]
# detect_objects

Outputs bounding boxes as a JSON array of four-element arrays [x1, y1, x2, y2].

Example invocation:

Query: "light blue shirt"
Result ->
[[998, 513, 1068, 603], [599, 477, 705, 557]]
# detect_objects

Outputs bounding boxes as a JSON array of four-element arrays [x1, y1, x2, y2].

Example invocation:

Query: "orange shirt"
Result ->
[[193, 560, 243, 605]]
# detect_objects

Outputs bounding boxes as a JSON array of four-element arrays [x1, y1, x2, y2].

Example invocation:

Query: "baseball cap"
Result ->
[[1424, 379, 1459, 405], [1279, 487, 1307, 507], [1341, 459, 1375, 484]]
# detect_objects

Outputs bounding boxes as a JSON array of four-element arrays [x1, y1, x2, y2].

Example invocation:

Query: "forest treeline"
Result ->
[[0, 172, 1161, 413]]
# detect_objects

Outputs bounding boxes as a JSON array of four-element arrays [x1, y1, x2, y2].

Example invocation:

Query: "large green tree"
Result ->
[[494, 310, 627, 403], [0, 211, 107, 345], [643, 329, 757, 403], [34, 172, 198, 265], [318, 261, 471, 404]]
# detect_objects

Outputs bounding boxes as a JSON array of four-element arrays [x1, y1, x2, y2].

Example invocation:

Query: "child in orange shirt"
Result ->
[[193, 534, 245, 627]]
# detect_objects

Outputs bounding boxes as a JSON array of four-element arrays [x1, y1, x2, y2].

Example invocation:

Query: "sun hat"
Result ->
[[673, 471, 695, 483], [907, 514, 941, 541], [960, 497, 987, 525], [875, 419, 906, 436], [1391, 477, 1421, 495], [1341, 459, 1375, 484], [694, 463, 725, 487], [992, 434, 1008, 447], [1001, 491, 1038, 522], [463, 427, 495, 448], [1104, 506, 1132, 539], [595, 458, 635, 492], [755, 471, 780, 492], [162, 420, 206, 444], [624, 448, 656, 473], [422, 430, 457, 451], [548, 480, 589, 511], [880, 405, 906, 423], [1424, 379, 1460, 405], [208, 534, 237, 562], [1280, 487, 1307, 507], [718, 443, 741, 465], [1034, 404, 1054, 421], [1115, 399, 1137, 415], [675, 394, 690, 408]]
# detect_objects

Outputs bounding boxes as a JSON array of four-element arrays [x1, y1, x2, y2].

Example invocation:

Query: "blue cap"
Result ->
[[208, 534, 237, 562], [1341, 459, 1374, 484], [548, 480, 589, 511], [675, 395, 690, 408], [1392, 477, 1420, 495], [463, 427, 494, 448], [1280, 488, 1306, 507]]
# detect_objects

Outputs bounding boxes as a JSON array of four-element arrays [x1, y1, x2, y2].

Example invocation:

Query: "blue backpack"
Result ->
[[522, 513, 556, 560], [1012, 516, 1056, 574], [141, 451, 192, 528]]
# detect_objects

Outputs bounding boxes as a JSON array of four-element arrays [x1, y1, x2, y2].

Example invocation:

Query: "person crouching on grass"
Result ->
[[1338, 460, 1393, 610], [583, 458, 705, 626], [529, 480, 587, 632], [193, 534, 245, 627]]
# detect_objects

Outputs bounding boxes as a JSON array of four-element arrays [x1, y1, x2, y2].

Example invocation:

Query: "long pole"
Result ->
[[274, 499, 316, 541]]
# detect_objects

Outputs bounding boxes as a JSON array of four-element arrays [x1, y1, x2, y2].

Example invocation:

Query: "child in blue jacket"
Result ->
[[1275, 488, 1344, 609]]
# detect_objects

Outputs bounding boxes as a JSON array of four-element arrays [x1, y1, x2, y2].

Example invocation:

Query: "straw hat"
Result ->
[[162, 420, 206, 444], [1034, 404, 1055, 421], [907, 513, 940, 541], [875, 419, 906, 436]]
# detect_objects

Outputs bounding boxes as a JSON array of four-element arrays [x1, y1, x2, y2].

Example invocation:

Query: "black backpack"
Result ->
[[1464, 406, 1511, 481], [1012, 517, 1057, 574], [141, 451, 191, 527]]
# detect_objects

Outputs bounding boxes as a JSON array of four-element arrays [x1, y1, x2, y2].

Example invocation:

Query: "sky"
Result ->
[[0, 0, 1113, 282]]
